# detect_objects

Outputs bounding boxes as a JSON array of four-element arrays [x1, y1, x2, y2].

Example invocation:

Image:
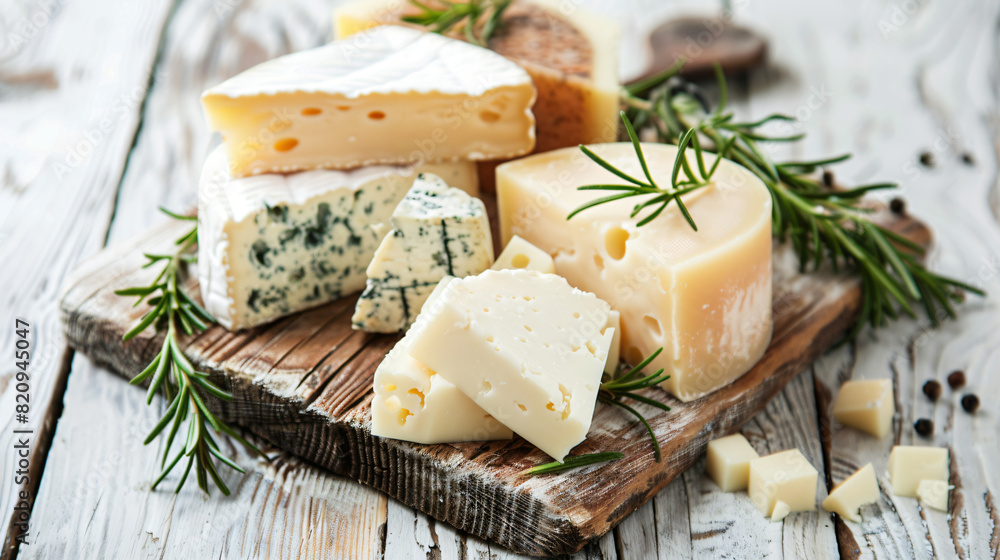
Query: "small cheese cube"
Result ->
[[197, 147, 477, 330], [492, 235, 555, 274], [822, 463, 880, 522], [371, 277, 513, 443], [705, 433, 760, 492], [888, 446, 949, 497], [352, 174, 494, 333], [771, 500, 792, 522], [202, 26, 536, 177], [832, 379, 895, 438], [408, 269, 615, 461], [749, 449, 818, 517], [916, 479, 950, 511]]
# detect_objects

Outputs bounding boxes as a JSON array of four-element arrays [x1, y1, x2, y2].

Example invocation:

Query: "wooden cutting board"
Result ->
[[59, 193, 929, 557]]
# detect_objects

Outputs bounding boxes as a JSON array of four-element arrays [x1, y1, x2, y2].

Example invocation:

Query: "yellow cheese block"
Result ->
[[748, 449, 818, 518], [202, 25, 536, 177], [832, 379, 895, 438], [705, 433, 760, 492], [334, 0, 621, 153], [822, 463, 880, 522], [496, 143, 773, 401], [888, 445, 949, 497]]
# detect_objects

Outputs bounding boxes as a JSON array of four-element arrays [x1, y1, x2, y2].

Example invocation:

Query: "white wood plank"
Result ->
[[0, 0, 175, 555]]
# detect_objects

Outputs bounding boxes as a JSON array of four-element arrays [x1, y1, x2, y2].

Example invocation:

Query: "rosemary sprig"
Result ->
[[523, 452, 624, 476], [402, 0, 511, 47], [117, 209, 266, 495], [586, 64, 984, 336]]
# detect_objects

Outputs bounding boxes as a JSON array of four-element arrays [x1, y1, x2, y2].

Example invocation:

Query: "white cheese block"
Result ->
[[197, 148, 476, 330], [202, 25, 536, 177], [916, 479, 950, 511], [821, 463, 880, 522], [748, 449, 818, 518], [408, 269, 615, 461], [497, 142, 773, 401], [888, 445, 949, 497], [371, 277, 513, 443], [352, 174, 494, 333], [832, 379, 894, 438], [705, 433, 760, 492]]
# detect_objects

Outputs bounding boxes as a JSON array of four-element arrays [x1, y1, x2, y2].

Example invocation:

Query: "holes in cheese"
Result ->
[[497, 142, 773, 402], [273, 138, 299, 152], [407, 269, 614, 461], [301, 107, 322, 116], [371, 276, 513, 444], [202, 25, 536, 177]]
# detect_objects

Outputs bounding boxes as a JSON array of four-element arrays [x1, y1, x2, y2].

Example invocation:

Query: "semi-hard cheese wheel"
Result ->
[[497, 142, 773, 402], [197, 147, 477, 331], [202, 25, 536, 178], [334, 0, 620, 152]]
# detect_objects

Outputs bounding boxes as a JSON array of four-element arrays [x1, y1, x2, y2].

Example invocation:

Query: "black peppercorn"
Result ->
[[947, 370, 966, 389], [889, 197, 906, 215], [923, 380, 942, 401], [919, 151, 934, 167], [961, 152, 975, 165], [822, 170, 834, 188], [914, 418, 934, 437], [961, 394, 980, 413]]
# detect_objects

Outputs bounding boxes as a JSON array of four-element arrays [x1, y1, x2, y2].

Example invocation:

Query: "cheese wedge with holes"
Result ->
[[335, 0, 620, 153], [352, 174, 494, 332], [492, 235, 555, 274], [202, 25, 536, 178], [198, 148, 477, 330], [371, 277, 514, 443], [408, 269, 614, 461], [497, 143, 773, 401]]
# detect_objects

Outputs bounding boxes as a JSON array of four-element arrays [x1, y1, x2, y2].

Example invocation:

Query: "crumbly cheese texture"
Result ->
[[197, 148, 477, 330], [371, 277, 513, 443], [497, 143, 773, 402], [832, 379, 895, 438], [822, 463, 880, 523], [748, 449, 818, 518], [408, 269, 615, 461], [705, 433, 760, 492], [352, 174, 494, 333], [202, 25, 536, 177], [334, 0, 620, 152], [888, 445, 949, 497]]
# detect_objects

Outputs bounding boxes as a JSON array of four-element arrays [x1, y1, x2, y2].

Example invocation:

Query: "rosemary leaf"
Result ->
[[523, 452, 625, 476]]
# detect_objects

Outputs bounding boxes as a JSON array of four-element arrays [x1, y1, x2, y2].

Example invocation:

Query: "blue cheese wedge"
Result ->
[[198, 148, 477, 330], [352, 174, 494, 333], [371, 277, 513, 443]]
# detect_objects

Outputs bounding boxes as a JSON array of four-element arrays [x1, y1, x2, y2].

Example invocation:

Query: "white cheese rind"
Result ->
[[352, 174, 494, 332], [371, 276, 513, 443], [497, 142, 773, 402], [197, 148, 476, 330], [408, 269, 614, 461], [202, 25, 536, 177]]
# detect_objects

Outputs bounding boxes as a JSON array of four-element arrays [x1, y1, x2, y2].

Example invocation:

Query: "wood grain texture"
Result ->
[[0, 0, 175, 556], [57, 195, 926, 555]]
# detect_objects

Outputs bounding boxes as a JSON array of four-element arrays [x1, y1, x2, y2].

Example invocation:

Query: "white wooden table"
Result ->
[[2, 0, 999, 558]]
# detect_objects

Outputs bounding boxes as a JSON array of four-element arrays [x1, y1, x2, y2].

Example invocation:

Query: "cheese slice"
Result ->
[[822, 463, 880, 522], [371, 277, 514, 443], [334, 0, 621, 153], [408, 269, 615, 461], [497, 143, 773, 401], [202, 25, 536, 178], [352, 174, 494, 332], [197, 148, 476, 330]]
